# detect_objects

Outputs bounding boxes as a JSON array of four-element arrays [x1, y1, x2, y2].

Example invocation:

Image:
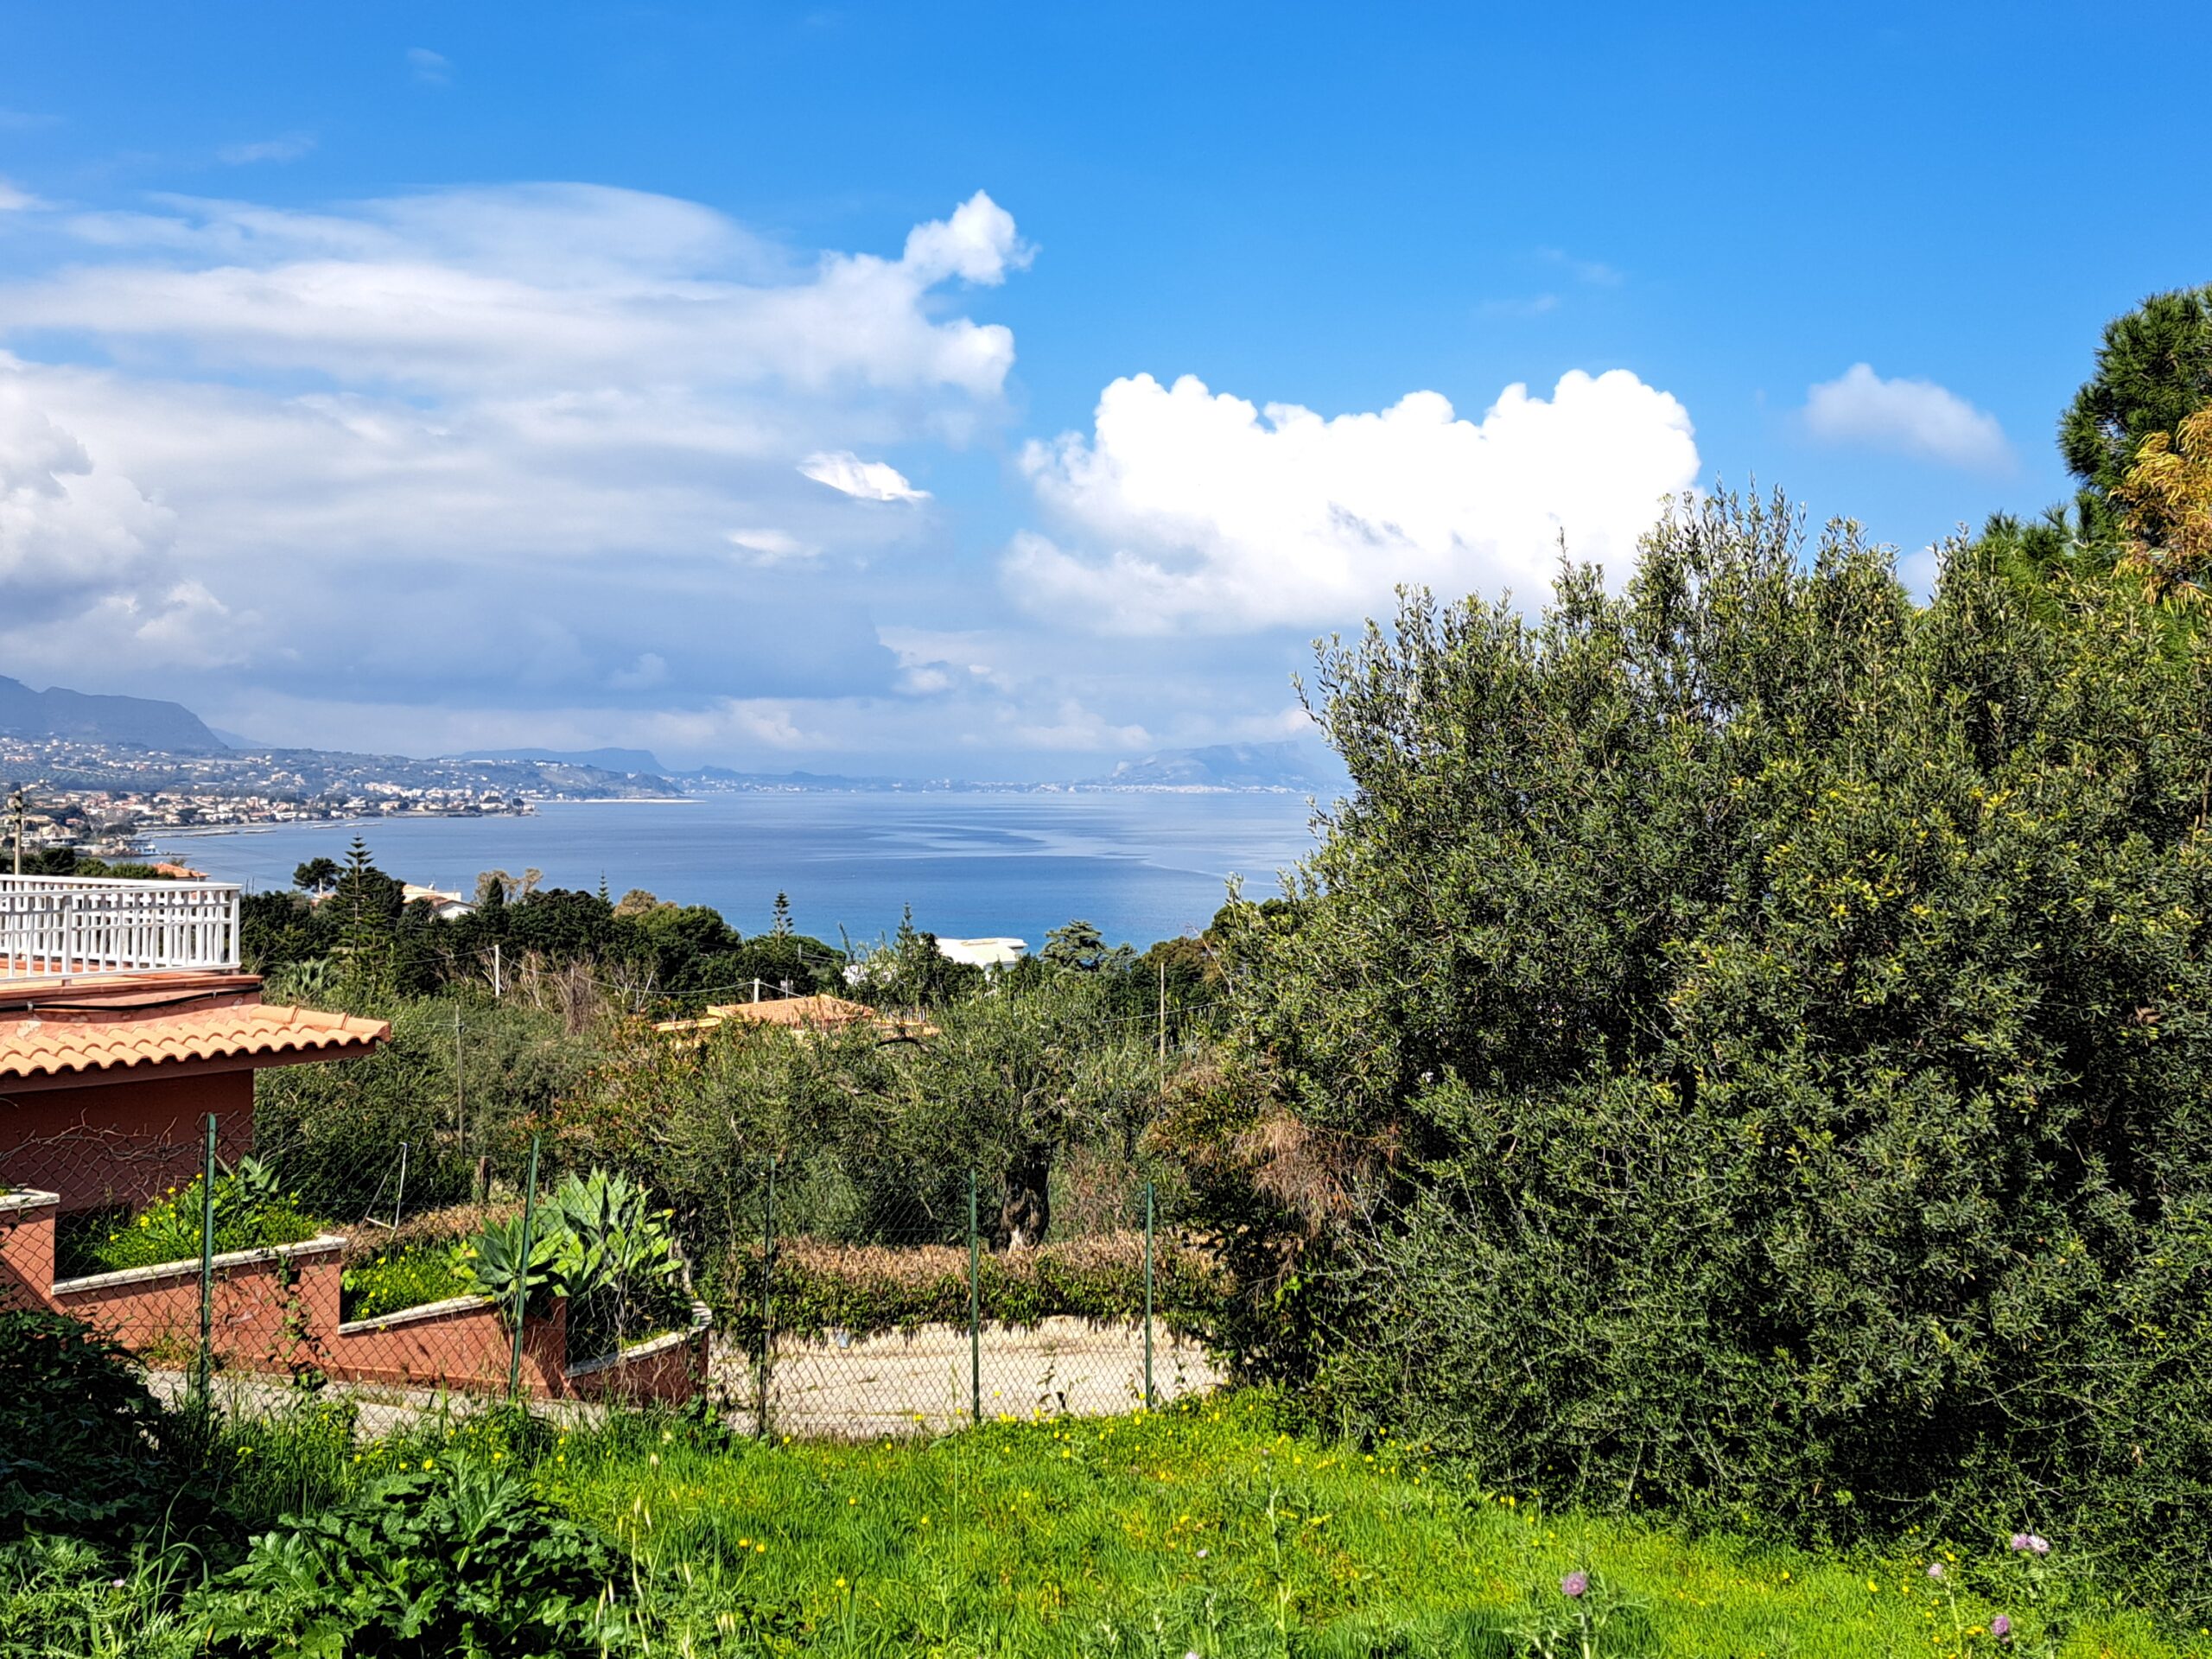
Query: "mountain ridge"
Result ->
[[1089, 740, 1344, 791], [0, 676, 226, 753]]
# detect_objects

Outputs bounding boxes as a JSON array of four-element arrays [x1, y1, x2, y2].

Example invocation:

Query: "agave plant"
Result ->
[[459, 1168, 686, 1350], [546, 1169, 683, 1357], [459, 1211, 564, 1320]]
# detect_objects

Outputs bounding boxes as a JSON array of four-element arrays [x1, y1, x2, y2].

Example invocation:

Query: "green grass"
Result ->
[[21, 1393, 2209, 1657], [523, 1395, 2196, 1657], [339, 1240, 471, 1321]]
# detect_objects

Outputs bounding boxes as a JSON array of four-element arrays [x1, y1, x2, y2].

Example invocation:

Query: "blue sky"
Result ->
[[1, 3, 2204, 774]]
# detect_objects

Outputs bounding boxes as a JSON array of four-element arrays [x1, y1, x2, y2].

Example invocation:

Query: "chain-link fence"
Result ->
[[1, 1096, 1218, 1436], [723, 1159, 1219, 1438]]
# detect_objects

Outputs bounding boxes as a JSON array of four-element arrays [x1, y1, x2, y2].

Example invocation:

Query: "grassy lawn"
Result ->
[[17, 1391, 2202, 1656], [501, 1393, 2195, 1657]]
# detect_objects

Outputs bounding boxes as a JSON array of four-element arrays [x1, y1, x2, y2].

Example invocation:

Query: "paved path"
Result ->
[[146, 1319, 1222, 1440], [719, 1318, 1223, 1439]]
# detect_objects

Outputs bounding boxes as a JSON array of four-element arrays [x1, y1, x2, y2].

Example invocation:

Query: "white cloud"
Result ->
[[0, 178, 41, 213], [14, 186, 1021, 398], [727, 527, 819, 563], [1536, 247, 1624, 287], [408, 48, 452, 86], [1006, 368, 1699, 634], [217, 134, 316, 165], [899, 191, 1032, 285], [1478, 294, 1560, 319], [1008, 699, 1153, 752], [1802, 363, 2011, 471], [0, 370, 177, 626], [800, 451, 931, 502], [0, 185, 1024, 719]]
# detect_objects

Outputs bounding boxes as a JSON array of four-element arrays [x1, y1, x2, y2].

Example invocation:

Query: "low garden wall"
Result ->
[[0, 1185, 709, 1404]]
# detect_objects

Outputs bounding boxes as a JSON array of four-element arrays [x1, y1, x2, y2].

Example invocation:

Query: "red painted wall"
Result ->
[[1, 1071, 253, 1214]]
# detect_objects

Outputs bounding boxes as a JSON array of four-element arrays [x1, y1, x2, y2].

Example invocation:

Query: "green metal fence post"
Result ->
[[760, 1154, 777, 1440], [506, 1134, 542, 1401], [1143, 1179, 1156, 1410], [968, 1168, 982, 1427], [195, 1113, 217, 1412]]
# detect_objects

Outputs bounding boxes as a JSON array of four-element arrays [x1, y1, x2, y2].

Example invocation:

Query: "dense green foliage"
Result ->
[[198, 1460, 626, 1658], [239, 835, 846, 1007], [2063, 285, 2212, 540], [0, 1309, 198, 1546], [1207, 492, 2212, 1618], [59, 1159, 324, 1278], [255, 994, 601, 1217], [564, 967, 1185, 1271]]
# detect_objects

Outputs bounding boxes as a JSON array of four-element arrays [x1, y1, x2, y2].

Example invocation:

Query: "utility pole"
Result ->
[[8, 787, 24, 876], [1158, 959, 1167, 1064]]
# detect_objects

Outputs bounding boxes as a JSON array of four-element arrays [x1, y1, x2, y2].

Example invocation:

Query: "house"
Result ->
[[935, 937, 1027, 970], [0, 872, 706, 1402], [400, 883, 475, 921], [0, 873, 388, 1214], [841, 935, 1028, 987]]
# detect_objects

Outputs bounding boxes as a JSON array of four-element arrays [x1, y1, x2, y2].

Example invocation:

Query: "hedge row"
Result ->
[[709, 1232, 1224, 1345]]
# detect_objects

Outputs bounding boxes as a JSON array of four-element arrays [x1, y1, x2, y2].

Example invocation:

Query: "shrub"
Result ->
[[0, 1307, 197, 1547], [710, 1231, 1225, 1344], [60, 1158, 323, 1278], [1215, 496, 2212, 1618], [192, 1456, 633, 1658], [458, 1169, 690, 1360]]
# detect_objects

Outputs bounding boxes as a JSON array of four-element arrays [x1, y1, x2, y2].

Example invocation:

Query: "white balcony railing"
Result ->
[[0, 874, 242, 980]]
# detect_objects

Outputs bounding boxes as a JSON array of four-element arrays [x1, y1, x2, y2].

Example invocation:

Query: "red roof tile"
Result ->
[[0, 1003, 390, 1081]]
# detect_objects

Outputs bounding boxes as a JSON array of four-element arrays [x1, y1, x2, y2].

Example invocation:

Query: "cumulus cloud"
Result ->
[[0, 370, 177, 626], [799, 451, 931, 503], [899, 191, 1032, 285], [1802, 363, 2011, 471], [1006, 368, 1699, 633]]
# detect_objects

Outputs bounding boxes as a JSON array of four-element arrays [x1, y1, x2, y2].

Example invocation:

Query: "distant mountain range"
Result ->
[[455, 747, 669, 776], [0, 676, 226, 753], [1, 675, 1344, 795], [1089, 740, 1345, 791]]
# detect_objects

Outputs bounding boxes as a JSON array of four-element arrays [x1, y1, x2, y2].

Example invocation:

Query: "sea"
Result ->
[[147, 791, 1326, 949]]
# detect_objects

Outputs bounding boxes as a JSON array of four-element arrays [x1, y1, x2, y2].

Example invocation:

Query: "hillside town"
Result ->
[[0, 734, 693, 860]]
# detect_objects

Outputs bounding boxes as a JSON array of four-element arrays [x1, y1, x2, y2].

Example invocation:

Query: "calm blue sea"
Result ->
[[149, 791, 1325, 949]]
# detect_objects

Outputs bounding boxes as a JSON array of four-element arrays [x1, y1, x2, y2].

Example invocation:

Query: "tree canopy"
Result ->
[[2061, 283, 2212, 541], [1207, 491, 2212, 1614]]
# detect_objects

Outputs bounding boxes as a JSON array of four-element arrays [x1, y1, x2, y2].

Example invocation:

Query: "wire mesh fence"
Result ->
[[1, 1090, 1219, 1437]]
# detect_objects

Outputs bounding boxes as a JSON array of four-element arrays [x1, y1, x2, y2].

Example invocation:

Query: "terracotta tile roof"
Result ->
[[0, 1003, 390, 1081], [704, 994, 877, 1027], [653, 995, 937, 1042]]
